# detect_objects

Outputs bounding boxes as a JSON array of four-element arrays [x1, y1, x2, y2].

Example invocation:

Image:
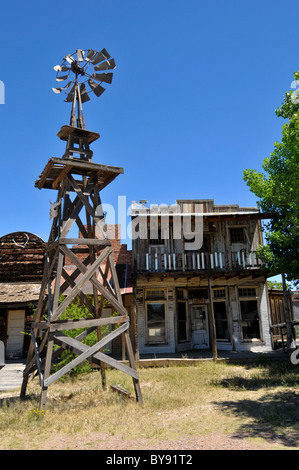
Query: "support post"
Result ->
[[207, 274, 217, 361]]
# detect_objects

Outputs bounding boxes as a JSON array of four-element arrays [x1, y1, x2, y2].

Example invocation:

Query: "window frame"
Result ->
[[212, 287, 229, 342], [177, 300, 189, 343], [238, 286, 261, 342], [229, 227, 246, 244], [145, 300, 167, 345]]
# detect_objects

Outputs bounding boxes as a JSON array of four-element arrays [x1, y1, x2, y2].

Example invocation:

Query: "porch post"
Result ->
[[207, 274, 218, 361]]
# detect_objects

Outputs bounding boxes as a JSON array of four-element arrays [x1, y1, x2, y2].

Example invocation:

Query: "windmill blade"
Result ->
[[64, 83, 76, 102], [80, 82, 90, 103], [91, 72, 113, 84], [54, 65, 70, 72], [64, 54, 75, 64], [52, 81, 72, 94], [86, 49, 97, 61], [88, 79, 105, 97], [91, 48, 111, 65], [94, 58, 116, 71], [76, 49, 85, 62], [56, 74, 69, 82]]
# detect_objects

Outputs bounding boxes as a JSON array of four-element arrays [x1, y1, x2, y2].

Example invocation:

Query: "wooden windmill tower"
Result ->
[[20, 49, 142, 408]]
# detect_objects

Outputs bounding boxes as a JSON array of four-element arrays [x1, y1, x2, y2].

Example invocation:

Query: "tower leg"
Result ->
[[124, 330, 143, 404], [39, 334, 54, 410]]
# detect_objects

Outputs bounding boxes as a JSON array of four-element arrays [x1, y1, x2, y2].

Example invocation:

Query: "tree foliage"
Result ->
[[243, 72, 299, 286]]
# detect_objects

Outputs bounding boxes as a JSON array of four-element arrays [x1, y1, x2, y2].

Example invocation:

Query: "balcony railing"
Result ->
[[135, 250, 262, 273]]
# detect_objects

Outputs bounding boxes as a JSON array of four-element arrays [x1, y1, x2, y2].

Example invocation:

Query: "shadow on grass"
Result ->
[[213, 390, 299, 448], [0, 394, 36, 407], [216, 360, 299, 390], [213, 361, 299, 447]]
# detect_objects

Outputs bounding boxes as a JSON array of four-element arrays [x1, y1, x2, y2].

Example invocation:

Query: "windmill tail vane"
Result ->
[[52, 48, 116, 129]]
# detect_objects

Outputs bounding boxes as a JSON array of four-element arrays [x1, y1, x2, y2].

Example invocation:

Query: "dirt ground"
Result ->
[[37, 431, 276, 451]]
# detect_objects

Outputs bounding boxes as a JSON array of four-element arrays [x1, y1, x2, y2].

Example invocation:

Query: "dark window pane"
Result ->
[[177, 302, 187, 342], [147, 303, 166, 343], [229, 228, 245, 243], [240, 300, 260, 339], [213, 302, 229, 340]]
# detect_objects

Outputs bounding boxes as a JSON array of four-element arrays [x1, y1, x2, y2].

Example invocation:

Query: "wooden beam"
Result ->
[[59, 238, 111, 246], [61, 245, 128, 318], [52, 246, 112, 321], [37, 160, 54, 190], [44, 322, 130, 387], [111, 385, 135, 400], [32, 316, 129, 331], [52, 165, 71, 189]]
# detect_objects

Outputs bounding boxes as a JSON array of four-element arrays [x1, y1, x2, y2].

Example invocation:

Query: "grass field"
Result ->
[[0, 359, 298, 450]]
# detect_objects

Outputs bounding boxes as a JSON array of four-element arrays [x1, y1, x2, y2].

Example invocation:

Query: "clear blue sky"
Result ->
[[0, 0, 298, 248]]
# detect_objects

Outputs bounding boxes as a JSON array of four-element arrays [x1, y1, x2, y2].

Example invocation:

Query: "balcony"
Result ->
[[135, 250, 263, 273]]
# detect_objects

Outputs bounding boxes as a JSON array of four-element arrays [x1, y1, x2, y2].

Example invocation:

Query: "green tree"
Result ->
[[243, 71, 299, 351], [243, 71, 299, 287]]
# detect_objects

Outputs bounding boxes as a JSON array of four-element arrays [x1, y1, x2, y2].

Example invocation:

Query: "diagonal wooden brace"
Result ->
[[53, 331, 139, 380], [52, 246, 112, 321], [60, 245, 128, 318], [44, 321, 130, 387]]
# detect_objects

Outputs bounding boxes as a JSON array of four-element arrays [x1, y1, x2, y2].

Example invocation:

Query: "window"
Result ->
[[146, 302, 166, 344], [213, 302, 229, 340], [188, 288, 209, 300], [149, 228, 164, 245], [201, 235, 210, 252], [177, 301, 188, 342], [229, 227, 245, 244], [238, 287, 260, 340], [212, 288, 229, 341], [238, 287, 256, 297], [177, 289, 187, 300], [145, 289, 166, 300], [240, 300, 260, 340], [213, 288, 226, 299], [183, 234, 210, 252]]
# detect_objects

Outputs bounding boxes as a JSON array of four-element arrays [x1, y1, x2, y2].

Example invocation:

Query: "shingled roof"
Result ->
[[0, 232, 45, 283]]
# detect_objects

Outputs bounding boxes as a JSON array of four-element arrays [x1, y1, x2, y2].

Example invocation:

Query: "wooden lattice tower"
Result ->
[[20, 49, 142, 408]]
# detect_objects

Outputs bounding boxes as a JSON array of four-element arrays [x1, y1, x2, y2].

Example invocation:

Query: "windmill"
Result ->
[[20, 49, 143, 409], [53, 48, 116, 129]]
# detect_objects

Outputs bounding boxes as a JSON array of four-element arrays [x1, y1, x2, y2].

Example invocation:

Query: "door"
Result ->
[[6, 310, 25, 359], [191, 305, 209, 349]]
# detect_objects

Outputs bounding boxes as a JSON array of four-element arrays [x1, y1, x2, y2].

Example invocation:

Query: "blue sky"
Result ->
[[0, 0, 298, 251]]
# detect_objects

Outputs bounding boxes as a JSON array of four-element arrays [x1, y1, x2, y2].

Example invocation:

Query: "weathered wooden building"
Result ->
[[0, 232, 45, 359], [131, 199, 275, 355]]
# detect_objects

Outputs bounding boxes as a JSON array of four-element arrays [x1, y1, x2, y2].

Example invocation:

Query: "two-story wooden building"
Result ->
[[131, 199, 274, 355]]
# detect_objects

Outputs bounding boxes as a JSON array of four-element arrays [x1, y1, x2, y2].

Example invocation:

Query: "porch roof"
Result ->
[[0, 283, 41, 307], [131, 211, 275, 221]]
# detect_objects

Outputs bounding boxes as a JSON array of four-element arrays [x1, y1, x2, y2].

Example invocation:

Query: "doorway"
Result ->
[[6, 309, 25, 359], [191, 305, 209, 349]]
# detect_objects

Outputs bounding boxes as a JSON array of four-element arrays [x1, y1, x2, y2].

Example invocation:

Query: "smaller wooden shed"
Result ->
[[0, 232, 45, 359]]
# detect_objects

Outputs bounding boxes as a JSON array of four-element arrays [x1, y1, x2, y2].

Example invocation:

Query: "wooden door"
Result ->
[[191, 305, 209, 349], [6, 310, 25, 359]]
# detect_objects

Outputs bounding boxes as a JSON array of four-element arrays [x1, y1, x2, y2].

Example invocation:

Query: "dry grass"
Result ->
[[0, 360, 299, 450]]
